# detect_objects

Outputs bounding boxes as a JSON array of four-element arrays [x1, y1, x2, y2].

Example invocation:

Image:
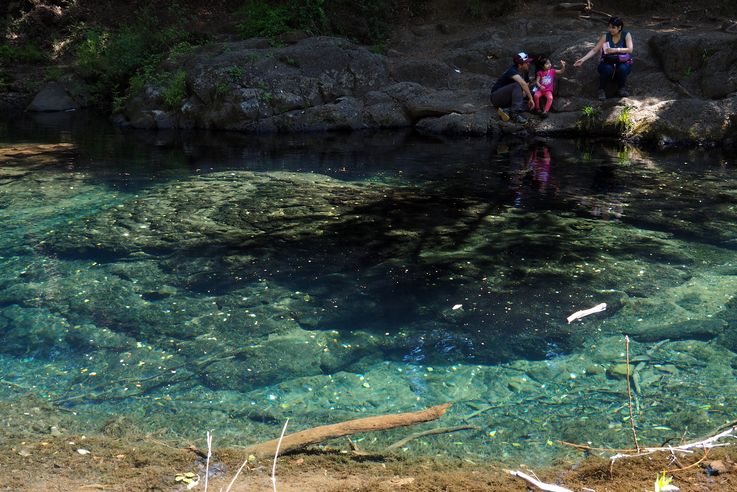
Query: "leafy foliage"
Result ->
[[163, 69, 188, 109], [236, 0, 328, 38], [0, 44, 47, 65], [70, 8, 197, 108], [326, 0, 392, 44]]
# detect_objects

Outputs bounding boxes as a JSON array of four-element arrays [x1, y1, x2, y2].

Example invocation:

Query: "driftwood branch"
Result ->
[[559, 424, 737, 468], [507, 470, 573, 492], [244, 403, 451, 458], [556, 2, 611, 19], [386, 425, 478, 451]]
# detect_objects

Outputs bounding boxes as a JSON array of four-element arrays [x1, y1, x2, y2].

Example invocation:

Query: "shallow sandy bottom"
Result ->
[[4, 396, 736, 492]]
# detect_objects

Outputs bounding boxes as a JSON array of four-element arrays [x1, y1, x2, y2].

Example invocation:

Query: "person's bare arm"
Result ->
[[557, 60, 567, 74], [574, 34, 605, 67], [512, 74, 535, 108]]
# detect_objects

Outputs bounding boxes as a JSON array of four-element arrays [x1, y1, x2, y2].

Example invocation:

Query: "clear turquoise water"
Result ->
[[2, 111, 737, 466]]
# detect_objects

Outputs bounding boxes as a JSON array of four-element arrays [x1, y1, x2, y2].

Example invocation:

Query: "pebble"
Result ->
[[606, 363, 632, 378]]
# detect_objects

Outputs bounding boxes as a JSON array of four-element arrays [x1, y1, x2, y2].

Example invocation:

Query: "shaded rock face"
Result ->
[[113, 12, 737, 145], [27, 81, 79, 112], [649, 33, 737, 99], [123, 37, 394, 133]]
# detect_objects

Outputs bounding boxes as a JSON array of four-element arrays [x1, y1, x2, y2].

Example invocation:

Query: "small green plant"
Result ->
[[214, 81, 229, 99], [616, 105, 635, 134], [278, 56, 299, 67], [227, 66, 245, 82], [128, 54, 165, 93], [260, 90, 273, 104], [168, 41, 196, 59], [369, 43, 387, 55], [162, 69, 188, 109], [653, 471, 677, 492], [112, 91, 127, 113], [44, 66, 63, 81], [577, 104, 600, 132], [581, 105, 599, 119], [616, 149, 630, 164]]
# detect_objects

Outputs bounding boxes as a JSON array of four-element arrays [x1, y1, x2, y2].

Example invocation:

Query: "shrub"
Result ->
[[0, 43, 48, 65], [325, 0, 391, 44], [236, 0, 291, 38], [236, 0, 328, 39], [163, 69, 188, 109], [70, 9, 197, 108]]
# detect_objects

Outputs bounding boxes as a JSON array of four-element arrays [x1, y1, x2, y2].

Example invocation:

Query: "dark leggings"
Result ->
[[597, 62, 631, 90]]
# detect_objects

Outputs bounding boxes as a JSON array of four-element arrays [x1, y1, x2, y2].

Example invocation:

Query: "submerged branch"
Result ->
[[386, 425, 478, 451]]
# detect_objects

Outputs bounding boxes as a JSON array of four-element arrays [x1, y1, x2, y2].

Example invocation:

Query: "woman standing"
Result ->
[[573, 17, 633, 100]]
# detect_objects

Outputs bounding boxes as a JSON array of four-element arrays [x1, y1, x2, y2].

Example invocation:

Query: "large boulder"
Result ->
[[649, 32, 737, 99], [27, 81, 78, 112]]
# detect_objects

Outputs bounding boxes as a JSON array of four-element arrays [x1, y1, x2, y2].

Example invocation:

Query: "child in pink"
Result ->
[[534, 58, 566, 116]]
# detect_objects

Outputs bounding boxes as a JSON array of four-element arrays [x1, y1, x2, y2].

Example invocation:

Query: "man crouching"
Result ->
[[491, 52, 535, 124]]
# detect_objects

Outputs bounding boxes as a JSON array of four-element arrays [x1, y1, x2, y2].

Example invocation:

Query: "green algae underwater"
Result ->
[[2, 111, 737, 469]]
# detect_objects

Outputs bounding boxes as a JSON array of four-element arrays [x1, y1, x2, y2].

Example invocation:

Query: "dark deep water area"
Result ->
[[2, 110, 737, 466]]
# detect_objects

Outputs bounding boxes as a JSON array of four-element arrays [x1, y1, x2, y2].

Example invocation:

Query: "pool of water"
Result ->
[[2, 110, 737, 466]]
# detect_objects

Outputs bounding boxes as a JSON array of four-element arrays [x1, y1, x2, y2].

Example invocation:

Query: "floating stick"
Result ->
[[567, 302, 607, 323]]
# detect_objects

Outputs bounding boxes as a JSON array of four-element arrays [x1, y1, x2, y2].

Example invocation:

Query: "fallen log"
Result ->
[[243, 403, 452, 458]]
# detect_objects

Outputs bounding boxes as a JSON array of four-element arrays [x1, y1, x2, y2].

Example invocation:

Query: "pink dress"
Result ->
[[534, 68, 557, 112]]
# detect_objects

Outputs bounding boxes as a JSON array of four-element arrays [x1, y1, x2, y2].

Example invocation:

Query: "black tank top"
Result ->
[[601, 31, 629, 64]]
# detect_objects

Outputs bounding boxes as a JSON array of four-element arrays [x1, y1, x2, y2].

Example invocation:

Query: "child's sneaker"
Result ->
[[497, 107, 511, 122], [540, 112, 549, 119]]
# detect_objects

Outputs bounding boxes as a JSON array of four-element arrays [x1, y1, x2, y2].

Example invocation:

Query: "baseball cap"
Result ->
[[513, 52, 530, 64]]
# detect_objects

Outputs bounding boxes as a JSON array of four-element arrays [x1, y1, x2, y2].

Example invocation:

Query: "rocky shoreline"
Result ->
[[13, 5, 737, 147]]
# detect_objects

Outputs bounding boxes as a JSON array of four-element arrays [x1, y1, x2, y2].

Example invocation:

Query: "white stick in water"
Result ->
[[566, 302, 607, 324]]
